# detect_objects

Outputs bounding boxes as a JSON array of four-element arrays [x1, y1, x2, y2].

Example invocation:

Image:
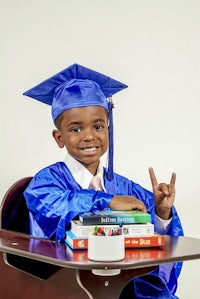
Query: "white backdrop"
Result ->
[[0, 1, 200, 298]]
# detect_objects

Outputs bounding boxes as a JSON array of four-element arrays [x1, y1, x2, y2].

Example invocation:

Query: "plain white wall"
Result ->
[[0, 0, 199, 297]]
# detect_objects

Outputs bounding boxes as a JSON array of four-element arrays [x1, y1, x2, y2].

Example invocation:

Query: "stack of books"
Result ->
[[65, 209, 165, 250]]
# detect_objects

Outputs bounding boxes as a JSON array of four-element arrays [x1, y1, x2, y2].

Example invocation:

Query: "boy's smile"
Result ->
[[53, 106, 109, 175]]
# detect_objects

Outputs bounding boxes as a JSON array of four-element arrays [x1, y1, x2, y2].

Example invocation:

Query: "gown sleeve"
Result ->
[[24, 162, 113, 241]]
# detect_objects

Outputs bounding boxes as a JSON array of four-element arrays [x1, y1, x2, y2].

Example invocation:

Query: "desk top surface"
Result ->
[[0, 229, 199, 270]]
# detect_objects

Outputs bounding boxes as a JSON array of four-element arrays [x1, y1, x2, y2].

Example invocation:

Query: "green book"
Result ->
[[79, 209, 151, 226]]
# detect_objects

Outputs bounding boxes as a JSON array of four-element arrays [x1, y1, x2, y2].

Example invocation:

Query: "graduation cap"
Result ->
[[23, 63, 128, 185]]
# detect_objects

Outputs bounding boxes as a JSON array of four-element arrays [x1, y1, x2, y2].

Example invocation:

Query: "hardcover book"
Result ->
[[125, 235, 165, 248], [71, 220, 154, 237], [65, 231, 88, 249], [79, 209, 151, 225], [65, 230, 165, 250]]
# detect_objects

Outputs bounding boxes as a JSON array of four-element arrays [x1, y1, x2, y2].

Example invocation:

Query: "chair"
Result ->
[[0, 177, 59, 279], [0, 177, 32, 233]]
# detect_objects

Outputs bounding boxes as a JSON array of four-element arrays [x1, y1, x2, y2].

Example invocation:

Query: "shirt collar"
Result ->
[[64, 154, 105, 190]]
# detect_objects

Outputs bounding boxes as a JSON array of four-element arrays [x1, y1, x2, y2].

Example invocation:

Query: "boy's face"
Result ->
[[53, 105, 109, 175]]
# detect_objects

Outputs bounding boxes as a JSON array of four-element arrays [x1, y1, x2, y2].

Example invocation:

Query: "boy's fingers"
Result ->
[[170, 172, 176, 186], [136, 201, 147, 213], [159, 183, 170, 196], [149, 167, 158, 187], [149, 168, 176, 193], [169, 172, 176, 194]]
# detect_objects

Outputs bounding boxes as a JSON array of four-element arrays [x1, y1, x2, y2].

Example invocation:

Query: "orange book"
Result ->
[[125, 234, 165, 248], [65, 231, 165, 250]]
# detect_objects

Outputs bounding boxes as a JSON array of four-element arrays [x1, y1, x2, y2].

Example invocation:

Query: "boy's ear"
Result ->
[[52, 129, 64, 148]]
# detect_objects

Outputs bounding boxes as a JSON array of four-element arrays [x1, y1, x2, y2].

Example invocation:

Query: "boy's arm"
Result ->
[[24, 171, 113, 242], [24, 163, 150, 241]]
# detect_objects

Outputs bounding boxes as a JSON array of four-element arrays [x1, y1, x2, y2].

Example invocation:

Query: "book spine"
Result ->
[[65, 233, 164, 250], [71, 223, 154, 237], [125, 235, 165, 248], [66, 238, 88, 250], [79, 215, 151, 225]]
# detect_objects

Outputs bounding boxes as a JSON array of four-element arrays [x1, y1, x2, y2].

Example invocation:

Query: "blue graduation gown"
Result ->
[[24, 162, 184, 299]]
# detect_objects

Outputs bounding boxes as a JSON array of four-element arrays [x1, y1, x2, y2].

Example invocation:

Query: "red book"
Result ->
[[66, 231, 88, 249], [125, 234, 165, 248], [65, 231, 165, 250]]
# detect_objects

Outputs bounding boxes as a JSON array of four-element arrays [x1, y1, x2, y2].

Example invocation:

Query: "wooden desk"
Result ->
[[0, 229, 200, 299]]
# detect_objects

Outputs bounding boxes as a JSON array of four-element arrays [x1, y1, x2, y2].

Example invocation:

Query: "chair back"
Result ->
[[0, 177, 60, 279], [0, 177, 32, 233]]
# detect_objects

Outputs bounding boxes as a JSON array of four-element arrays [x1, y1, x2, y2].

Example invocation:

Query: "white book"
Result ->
[[70, 220, 154, 237]]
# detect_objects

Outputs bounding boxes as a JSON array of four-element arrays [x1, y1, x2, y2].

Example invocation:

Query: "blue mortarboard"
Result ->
[[23, 63, 128, 185]]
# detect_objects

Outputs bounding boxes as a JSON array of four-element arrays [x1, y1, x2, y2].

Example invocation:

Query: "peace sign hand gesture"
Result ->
[[149, 167, 176, 220]]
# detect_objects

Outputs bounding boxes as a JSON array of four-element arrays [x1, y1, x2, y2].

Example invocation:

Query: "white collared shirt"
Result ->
[[64, 154, 105, 190]]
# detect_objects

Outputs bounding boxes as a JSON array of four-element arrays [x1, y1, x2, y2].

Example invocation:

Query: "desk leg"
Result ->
[[78, 267, 156, 299]]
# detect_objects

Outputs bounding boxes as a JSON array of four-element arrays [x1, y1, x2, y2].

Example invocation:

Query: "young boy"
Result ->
[[23, 63, 183, 299]]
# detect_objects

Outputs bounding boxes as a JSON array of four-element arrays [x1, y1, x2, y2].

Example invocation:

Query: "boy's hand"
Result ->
[[109, 195, 147, 212], [149, 167, 176, 220]]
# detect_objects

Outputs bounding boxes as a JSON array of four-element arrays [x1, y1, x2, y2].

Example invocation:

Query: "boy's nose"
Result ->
[[83, 128, 96, 141]]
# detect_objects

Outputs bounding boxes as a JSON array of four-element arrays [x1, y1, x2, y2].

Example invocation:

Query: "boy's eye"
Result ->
[[71, 127, 81, 133], [95, 124, 103, 130]]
